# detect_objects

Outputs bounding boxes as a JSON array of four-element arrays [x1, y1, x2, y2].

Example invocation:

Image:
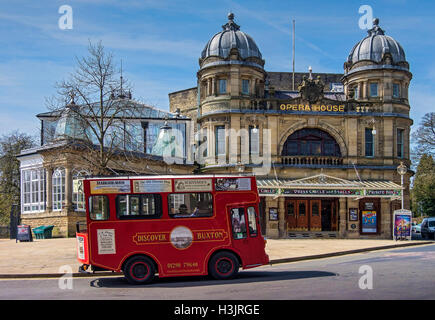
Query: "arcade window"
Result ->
[[215, 125, 226, 156], [52, 167, 65, 211], [249, 126, 260, 156], [199, 128, 208, 158], [242, 79, 250, 95], [397, 128, 404, 158], [72, 169, 89, 212], [281, 128, 341, 157], [365, 128, 374, 157], [219, 79, 227, 94], [22, 168, 46, 213], [369, 83, 378, 97], [353, 86, 359, 99], [393, 83, 400, 98]]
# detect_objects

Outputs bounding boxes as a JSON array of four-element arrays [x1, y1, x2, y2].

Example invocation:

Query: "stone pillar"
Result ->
[[381, 198, 392, 239], [229, 116, 240, 165], [339, 198, 347, 238], [65, 167, 72, 211], [278, 197, 286, 238], [211, 77, 216, 96], [265, 197, 279, 238], [207, 78, 211, 97], [45, 168, 53, 212], [362, 82, 367, 99]]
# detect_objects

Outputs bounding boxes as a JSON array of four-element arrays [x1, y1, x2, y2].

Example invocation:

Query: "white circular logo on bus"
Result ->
[[170, 226, 193, 250]]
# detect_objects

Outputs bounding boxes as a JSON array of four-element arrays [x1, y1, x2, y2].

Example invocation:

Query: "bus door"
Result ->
[[229, 205, 264, 267]]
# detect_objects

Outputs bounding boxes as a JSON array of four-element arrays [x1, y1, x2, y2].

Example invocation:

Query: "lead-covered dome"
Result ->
[[201, 13, 262, 61], [347, 18, 407, 67]]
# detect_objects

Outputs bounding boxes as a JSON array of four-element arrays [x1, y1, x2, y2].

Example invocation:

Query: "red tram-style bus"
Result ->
[[76, 175, 269, 284]]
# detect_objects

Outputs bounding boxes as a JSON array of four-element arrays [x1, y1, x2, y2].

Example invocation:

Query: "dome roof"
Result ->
[[347, 18, 406, 66], [201, 13, 262, 61]]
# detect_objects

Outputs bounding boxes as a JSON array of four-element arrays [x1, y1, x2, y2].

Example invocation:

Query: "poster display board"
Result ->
[[349, 208, 358, 221], [393, 209, 412, 241], [174, 179, 213, 192], [269, 208, 278, 221], [97, 229, 116, 254], [361, 211, 377, 234], [16, 225, 33, 242], [133, 179, 172, 193], [90, 180, 131, 194]]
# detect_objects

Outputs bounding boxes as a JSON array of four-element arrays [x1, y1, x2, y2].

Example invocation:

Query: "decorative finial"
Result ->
[[368, 17, 384, 36], [308, 66, 313, 80], [222, 12, 240, 31]]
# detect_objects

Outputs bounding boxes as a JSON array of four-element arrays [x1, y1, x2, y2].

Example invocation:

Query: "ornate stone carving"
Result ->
[[298, 69, 325, 104]]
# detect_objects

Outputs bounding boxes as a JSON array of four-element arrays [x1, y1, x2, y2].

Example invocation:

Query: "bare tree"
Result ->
[[0, 131, 36, 224], [412, 112, 435, 165], [46, 41, 147, 175]]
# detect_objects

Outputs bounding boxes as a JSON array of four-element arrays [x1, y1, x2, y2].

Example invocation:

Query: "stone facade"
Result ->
[[169, 15, 412, 239]]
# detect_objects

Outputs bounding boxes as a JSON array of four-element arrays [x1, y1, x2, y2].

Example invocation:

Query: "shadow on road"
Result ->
[[89, 270, 337, 289]]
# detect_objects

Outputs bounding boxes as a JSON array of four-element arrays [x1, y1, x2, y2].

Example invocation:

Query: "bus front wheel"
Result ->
[[124, 256, 155, 285], [209, 252, 239, 280]]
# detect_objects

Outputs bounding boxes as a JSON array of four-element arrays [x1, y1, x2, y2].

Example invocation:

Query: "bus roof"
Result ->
[[83, 174, 256, 180]]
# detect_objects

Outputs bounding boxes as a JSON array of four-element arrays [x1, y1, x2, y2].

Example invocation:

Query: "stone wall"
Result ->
[[21, 211, 86, 238], [169, 87, 198, 114]]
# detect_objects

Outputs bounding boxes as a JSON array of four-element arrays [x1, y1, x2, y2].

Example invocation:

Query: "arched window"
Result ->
[[282, 128, 341, 157], [52, 168, 65, 211], [73, 169, 90, 212]]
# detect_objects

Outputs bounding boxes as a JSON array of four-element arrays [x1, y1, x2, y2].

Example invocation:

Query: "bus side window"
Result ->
[[129, 196, 140, 215], [89, 196, 109, 221], [168, 193, 213, 218], [231, 208, 247, 239], [116, 194, 162, 219], [247, 207, 258, 237]]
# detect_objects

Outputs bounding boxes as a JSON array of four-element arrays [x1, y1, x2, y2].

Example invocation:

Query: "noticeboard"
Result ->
[[361, 211, 377, 234], [90, 180, 131, 194], [16, 225, 33, 242], [393, 209, 412, 241]]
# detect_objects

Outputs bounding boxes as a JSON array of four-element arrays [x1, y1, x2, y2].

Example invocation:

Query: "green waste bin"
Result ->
[[42, 225, 54, 239], [32, 225, 54, 239], [32, 226, 45, 239]]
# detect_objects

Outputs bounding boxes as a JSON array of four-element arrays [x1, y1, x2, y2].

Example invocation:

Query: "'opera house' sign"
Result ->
[[280, 103, 346, 113]]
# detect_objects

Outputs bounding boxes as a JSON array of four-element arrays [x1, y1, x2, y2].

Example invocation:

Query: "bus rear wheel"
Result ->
[[209, 252, 239, 280], [124, 256, 155, 285]]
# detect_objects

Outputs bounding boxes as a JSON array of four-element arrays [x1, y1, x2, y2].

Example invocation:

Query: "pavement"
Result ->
[[0, 237, 432, 278]]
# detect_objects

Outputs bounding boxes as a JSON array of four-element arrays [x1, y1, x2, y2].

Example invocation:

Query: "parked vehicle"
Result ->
[[412, 222, 421, 234], [76, 175, 269, 284], [420, 218, 435, 240]]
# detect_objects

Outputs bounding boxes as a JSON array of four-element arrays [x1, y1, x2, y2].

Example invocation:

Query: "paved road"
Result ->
[[1, 244, 434, 300]]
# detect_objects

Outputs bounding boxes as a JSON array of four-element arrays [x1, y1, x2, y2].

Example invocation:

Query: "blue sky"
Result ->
[[0, 0, 434, 139]]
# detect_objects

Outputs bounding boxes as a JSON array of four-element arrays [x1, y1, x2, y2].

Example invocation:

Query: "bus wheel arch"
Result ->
[[122, 254, 158, 285], [208, 250, 241, 280]]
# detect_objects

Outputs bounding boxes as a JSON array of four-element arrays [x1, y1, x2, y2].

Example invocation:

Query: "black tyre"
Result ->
[[124, 256, 155, 285], [209, 252, 239, 280], [422, 232, 426, 240]]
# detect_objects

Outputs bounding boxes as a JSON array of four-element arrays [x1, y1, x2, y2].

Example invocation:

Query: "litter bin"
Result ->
[[32, 226, 45, 239], [32, 225, 54, 239], [42, 225, 54, 239]]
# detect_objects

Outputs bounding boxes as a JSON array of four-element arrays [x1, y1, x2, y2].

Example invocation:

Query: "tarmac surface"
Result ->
[[0, 237, 432, 278]]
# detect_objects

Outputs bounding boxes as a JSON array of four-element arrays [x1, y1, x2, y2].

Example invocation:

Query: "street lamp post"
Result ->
[[397, 162, 407, 210]]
